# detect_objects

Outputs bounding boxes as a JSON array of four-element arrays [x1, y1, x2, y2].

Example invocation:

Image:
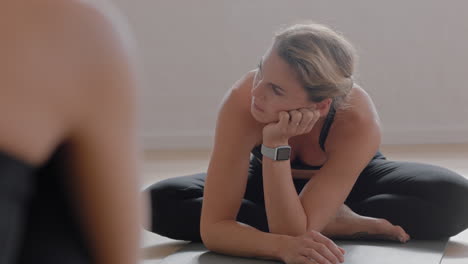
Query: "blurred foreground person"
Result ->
[[0, 0, 143, 263]]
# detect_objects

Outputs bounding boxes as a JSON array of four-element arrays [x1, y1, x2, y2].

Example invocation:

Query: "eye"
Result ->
[[271, 85, 283, 96]]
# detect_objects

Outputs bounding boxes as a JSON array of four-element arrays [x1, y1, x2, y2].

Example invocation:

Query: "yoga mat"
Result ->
[[159, 238, 449, 264]]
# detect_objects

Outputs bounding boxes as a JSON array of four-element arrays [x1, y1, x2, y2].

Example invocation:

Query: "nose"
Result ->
[[252, 78, 265, 100]]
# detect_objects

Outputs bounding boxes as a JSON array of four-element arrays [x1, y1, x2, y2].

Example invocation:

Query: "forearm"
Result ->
[[69, 143, 142, 264], [202, 220, 288, 261], [75, 178, 141, 264], [262, 154, 307, 236]]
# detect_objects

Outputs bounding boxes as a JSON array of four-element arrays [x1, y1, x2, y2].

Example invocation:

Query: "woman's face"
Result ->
[[250, 47, 324, 124]]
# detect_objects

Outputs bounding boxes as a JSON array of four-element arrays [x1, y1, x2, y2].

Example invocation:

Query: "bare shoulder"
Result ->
[[213, 70, 262, 150], [333, 84, 381, 128], [325, 84, 382, 152], [227, 70, 257, 109], [221, 70, 258, 125], [1, 0, 137, 107], [0, 0, 137, 165], [45, 0, 139, 135], [58, 0, 137, 61], [1, 0, 134, 48]]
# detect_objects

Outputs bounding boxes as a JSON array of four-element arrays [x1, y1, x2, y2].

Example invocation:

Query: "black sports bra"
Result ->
[[0, 146, 92, 263]]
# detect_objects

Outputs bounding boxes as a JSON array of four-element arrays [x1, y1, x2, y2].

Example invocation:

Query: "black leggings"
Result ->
[[145, 152, 468, 242]]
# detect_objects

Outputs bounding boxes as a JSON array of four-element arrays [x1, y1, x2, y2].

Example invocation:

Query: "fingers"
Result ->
[[339, 247, 346, 255], [307, 110, 321, 132], [274, 107, 320, 139], [301, 248, 330, 264], [288, 108, 320, 136], [286, 110, 302, 137], [278, 111, 290, 129], [307, 232, 344, 264], [289, 110, 302, 127], [302, 241, 339, 264], [297, 255, 320, 264], [296, 108, 311, 134], [299, 108, 320, 134]]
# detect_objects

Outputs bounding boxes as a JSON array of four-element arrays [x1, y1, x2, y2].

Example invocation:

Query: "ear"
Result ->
[[315, 98, 333, 116]]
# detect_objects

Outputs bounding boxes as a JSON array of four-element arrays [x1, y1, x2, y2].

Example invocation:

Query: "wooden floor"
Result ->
[[140, 143, 468, 264]]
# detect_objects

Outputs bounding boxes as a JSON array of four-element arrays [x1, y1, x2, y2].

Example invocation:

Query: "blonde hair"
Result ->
[[274, 22, 357, 110]]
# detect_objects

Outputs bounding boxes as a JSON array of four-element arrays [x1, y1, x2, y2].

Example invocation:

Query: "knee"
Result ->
[[440, 209, 468, 238], [437, 179, 468, 237], [143, 175, 205, 233], [145, 179, 176, 205], [142, 179, 180, 233], [449, 193, 468, 236], [145, 175, 204, 204], [439, 177, 468, 213]]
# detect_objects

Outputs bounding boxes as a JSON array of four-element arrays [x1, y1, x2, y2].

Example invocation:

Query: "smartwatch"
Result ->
[[261, 144, 291, 161]]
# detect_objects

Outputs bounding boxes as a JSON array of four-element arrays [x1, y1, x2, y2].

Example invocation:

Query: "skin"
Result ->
[[0, 1, 143, 263], [201, 45, 410, 264]]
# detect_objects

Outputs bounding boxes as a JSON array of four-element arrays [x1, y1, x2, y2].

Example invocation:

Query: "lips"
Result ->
[[253, 102, 264, 112]]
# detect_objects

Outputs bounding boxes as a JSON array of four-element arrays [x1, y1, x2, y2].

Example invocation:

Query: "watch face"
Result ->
[[276, 147, 291, 160]]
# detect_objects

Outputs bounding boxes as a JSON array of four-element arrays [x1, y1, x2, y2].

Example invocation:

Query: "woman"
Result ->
[[0, 0, 143, 263], [146, 23, 468, 264]]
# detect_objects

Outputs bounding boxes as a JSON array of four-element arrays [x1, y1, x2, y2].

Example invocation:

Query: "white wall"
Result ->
[[113, 0, 468, 149]]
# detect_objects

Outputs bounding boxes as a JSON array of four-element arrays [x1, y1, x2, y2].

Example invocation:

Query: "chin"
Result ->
[[250, 107, 274, 124]]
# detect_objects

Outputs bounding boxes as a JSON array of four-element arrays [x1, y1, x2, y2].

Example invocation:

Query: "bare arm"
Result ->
[[260, 124, 380, 236], [56, 1, 143, 263], [261, 88, 381, 236], [259, 108, 320, 236], [301, 111, 381, 232], [200, 74, 288, 261], [262, 153, 307, 236]]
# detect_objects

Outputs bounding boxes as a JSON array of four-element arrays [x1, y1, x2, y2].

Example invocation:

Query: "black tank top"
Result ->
[[251, 101, 337, 170], [0, 145, 92, 263]]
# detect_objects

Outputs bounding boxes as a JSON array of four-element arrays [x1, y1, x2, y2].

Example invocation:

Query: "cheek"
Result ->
[[250, 105, 278, 124], [264, 106, 283, 122], [257, 98, 293, 123], [268, 101, 289, 114], [260, 114, 278, 124]]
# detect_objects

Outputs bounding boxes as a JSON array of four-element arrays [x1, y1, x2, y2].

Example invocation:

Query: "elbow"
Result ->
[[200, 221, 212, 248], [200, 219, 220, 251], [200, 225, 224, 253], [200, 233, 213, 250], [201, 234, 214, 251]]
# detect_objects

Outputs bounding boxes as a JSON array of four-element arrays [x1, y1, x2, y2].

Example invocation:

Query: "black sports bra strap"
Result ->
[[319, 101, 337, 152]]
